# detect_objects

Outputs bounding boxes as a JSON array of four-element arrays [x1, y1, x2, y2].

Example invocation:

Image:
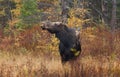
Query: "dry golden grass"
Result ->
[[0, 52, 120, 77], [0, 27, 120, 77]]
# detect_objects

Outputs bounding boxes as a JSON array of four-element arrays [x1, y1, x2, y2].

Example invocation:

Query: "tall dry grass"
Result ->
[[0, 26, 120, 77], [0, 52, 120, 77]]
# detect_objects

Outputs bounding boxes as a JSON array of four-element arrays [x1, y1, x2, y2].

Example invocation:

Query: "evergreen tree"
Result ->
[[19, 0, 41, 28]]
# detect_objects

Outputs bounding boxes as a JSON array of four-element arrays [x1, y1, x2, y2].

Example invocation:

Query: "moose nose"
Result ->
[[41, 25, 45, 30], [40, 22, 46, 30]]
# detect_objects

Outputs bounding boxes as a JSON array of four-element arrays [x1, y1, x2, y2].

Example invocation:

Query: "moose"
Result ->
[[41, 21, 81, 63]]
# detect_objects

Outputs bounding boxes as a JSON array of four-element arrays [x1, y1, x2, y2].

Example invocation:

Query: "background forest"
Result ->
[[0, 0, 120, 77]]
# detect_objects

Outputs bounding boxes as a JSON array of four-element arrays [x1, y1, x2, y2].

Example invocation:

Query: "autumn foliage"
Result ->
[[0, 0, 120, 77]]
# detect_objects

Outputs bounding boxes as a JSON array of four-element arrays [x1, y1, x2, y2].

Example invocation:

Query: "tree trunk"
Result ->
[[110, 0, 117, 30], [60, 0, 74, 23], [109, 0, 117, 53], [101, 0, 109, 25], [60, 0, 68, 23]]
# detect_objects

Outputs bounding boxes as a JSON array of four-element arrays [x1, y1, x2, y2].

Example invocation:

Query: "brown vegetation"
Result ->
[[0, 25, 120, 77]]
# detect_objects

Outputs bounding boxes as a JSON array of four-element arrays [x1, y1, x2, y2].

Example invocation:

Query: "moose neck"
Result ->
[[55, 29, 76, 47]]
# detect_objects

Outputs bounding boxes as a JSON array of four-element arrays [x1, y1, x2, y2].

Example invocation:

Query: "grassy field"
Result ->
[[0, 27, 120, 77], [0, 52, 120, 77]]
